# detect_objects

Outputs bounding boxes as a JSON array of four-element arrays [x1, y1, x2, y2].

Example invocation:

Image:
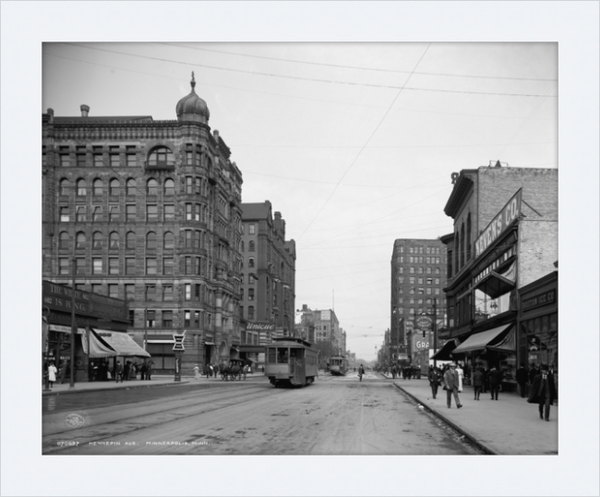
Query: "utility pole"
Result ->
[[433, 298, 438, 369]]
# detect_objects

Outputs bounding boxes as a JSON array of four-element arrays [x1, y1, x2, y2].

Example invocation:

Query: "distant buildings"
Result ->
[[295, 305, 344, 368], [439, 163, 558, 388], [42, 75, 244, 376], [390, 238, 448, 366]]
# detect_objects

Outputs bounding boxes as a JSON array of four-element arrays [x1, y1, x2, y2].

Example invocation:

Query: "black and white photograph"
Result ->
[[1, 2, 599, 497]]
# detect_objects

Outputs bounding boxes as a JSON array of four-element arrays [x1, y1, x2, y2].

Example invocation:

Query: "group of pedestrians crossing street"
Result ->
[[427, 362, 557, 421]]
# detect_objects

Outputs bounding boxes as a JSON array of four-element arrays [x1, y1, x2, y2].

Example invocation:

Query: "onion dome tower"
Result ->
[[176, 72, 210, 124]]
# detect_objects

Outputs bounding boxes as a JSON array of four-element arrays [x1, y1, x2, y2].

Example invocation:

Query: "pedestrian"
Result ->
[[443, 363, 462, 409], [358, 364, 365, 381], [140, 361, 147, 380], [146, 360, 153, 380], [123, 361, 130, 382], [47, 362, 57, 389], [516, 363, 529, 398], [193, 364, 201, 380], [488, 366, 503, 400], [115, 361, 123, 383], [472, 367, 484, 400], [456, 363, 464, 392], [427, 366, 440, 399], [529, 363, 538, 384], [527, 363, 557, 421]]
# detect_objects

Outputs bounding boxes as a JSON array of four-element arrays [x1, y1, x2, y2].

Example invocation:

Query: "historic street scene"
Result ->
[[2, 3, 599, 497]]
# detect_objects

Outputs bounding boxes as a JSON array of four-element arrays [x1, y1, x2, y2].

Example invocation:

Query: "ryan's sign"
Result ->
[[475, 189, 522, 258]]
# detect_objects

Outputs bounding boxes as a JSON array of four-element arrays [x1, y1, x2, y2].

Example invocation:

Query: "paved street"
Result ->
[[42, 371, 480, 455]]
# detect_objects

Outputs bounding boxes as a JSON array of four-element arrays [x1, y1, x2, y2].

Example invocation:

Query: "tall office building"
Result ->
[[390, 239, 448, 365]]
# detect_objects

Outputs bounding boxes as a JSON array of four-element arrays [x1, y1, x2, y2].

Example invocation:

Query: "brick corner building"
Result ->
[[42, 75, 244, 376]]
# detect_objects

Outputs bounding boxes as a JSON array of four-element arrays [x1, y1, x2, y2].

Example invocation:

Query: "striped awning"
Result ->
[[452, 324, 513, 354]]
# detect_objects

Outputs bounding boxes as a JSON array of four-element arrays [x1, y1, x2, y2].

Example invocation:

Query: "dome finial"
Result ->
[[191, 71, 196, 91]]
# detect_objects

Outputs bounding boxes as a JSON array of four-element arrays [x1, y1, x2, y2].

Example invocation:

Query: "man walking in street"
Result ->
[[443, 363, 462, 409], [528, 364, 557, 421], [472, 367, 484, 400], [428, 366, 441, 399]]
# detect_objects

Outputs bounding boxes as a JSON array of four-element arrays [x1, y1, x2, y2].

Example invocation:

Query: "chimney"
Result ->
[[80, 104, 90, 117]]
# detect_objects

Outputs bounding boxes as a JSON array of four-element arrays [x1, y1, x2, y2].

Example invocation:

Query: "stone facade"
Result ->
[[42, 77, 244, 375]]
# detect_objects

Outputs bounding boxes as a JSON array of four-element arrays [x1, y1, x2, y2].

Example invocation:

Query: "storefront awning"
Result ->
[[452, 324, 513, 354], [486, 326, 516, 353], [83, 331, 117, 358], [92, 329, 151, 358], [431, 339, 461, 361], [475, 271, 515, 299]]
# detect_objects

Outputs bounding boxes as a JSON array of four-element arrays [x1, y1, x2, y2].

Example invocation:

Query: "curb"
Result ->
[[42, 380, 192, 396], [392, 382, 496, 455]]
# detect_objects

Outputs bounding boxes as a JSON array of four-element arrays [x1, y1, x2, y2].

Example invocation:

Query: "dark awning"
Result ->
[[486, 326, 516, 353], [453, 324, 513, 354], [475, 271, 515, 299], [92, 329, 151, 358], [431, 339, 461, 361]]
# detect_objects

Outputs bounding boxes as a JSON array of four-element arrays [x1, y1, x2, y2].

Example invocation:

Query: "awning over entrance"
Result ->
[[452, 324, 513, 354], [431, 339, 461, 361], [475, 271, 515, 299], [92, 329, 151, 358], [486, 326, 516, 353], [84, 331, 117, 358]]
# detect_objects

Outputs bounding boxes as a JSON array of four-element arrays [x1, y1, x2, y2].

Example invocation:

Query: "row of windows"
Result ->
[[141, 309, 212, 329], [55, 146, 174, 169], [59, 203, 177, 223], [407, 308, 444, 315], [58, 255, 209, 277], [398, 246, 442, 255], [397, 256, 442, 264], [397, 277, 442, 285], [397, 287, 442, 295], [60, 178, 175, 197], [58, 229, 213, 251], [398, 266, 441, 275], [397, 298, 447, 305]]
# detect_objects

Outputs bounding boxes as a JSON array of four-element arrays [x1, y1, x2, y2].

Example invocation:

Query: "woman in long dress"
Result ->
[[48, 362, 57, 389], [456, 363, 464, 392], [193, 364, 201, 380]]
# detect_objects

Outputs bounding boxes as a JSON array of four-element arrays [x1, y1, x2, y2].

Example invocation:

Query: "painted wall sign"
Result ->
[[246, 322, 275, 331], [475, 189, 522, 258], [522, 290, 556, 311]]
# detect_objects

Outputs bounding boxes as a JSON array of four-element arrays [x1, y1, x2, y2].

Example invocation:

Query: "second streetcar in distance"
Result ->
[[329, 355, 347, 376], [264, 337, 319, 387]]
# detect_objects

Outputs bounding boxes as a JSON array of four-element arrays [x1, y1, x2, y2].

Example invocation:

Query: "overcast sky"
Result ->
[[41, 42, 558, 361]]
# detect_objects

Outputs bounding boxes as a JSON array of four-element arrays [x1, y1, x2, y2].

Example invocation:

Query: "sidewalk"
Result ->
[[42, 373, 266, 396], [387, 376, 558, 455]]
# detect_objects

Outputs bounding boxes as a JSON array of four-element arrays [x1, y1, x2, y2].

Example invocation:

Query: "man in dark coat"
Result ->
[[516, 364, 529, 398], [528, 364, 557, 421], [488, 367, 503, 400], [472, 367, 484, 400], [443, 364, 462, 409]]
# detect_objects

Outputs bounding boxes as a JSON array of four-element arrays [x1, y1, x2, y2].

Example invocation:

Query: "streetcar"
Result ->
[[264, 337, 319, 387], [329, 355, 347, 376]]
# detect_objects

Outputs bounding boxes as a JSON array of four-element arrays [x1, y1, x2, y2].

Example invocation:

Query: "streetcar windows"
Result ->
[[267, 347, 276, 364], [276, 348, 289, 364]]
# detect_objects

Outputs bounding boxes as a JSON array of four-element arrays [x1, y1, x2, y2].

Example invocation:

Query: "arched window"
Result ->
[[146, 231, 157, 250], [249, 240, 255, 251], [59, 231, 70, 249], [164, 178, 175, 196], [146, 178, 158, 196], [76, 179, 87, 196], [60, 179, 70, 196], [93, 179, 103, 196], [76, 231, 86, 249], [147, 146, 175, 168], [93, 231, 103, 249], [109, 231, 120, 249], [163, 231, 174, 249], [109, 178, 120, 196], [126, 178, 136, 196], [126, 231, 136, 249]]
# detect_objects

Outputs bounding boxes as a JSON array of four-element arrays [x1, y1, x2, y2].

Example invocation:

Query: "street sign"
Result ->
[[416, 316, 432, 329], [173, 331, 186, 351]]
